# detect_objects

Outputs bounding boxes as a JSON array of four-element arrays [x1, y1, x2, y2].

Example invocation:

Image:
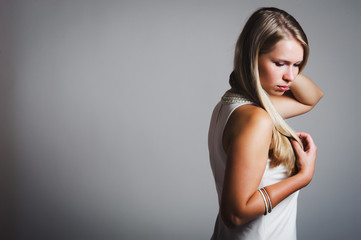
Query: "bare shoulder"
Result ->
[[223, 104, 273, 150], [229, 104, 273, 131]]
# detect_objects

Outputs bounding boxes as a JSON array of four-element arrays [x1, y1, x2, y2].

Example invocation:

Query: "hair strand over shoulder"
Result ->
[[231, 7, 309, 175]]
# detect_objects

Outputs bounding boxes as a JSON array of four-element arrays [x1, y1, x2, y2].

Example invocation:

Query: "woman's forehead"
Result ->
[[267, 39, 304, 62]]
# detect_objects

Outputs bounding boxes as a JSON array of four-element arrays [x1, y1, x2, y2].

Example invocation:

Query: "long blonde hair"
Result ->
[[230, 7, 309, 175]]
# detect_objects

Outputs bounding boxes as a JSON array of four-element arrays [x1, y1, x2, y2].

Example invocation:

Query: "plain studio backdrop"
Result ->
[[1, 0, 360, 239]]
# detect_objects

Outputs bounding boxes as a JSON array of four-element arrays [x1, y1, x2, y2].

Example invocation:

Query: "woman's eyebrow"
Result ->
[[273, 58, 303, 64]]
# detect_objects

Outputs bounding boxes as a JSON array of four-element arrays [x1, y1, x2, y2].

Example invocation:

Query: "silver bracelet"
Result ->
[[261, 187, 272, 213], [258, 189, 268, 215]]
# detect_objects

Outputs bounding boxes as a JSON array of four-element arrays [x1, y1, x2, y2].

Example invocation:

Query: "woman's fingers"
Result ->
[[293, 132, 317, 181], [296, 132, 317, 152], [291, 139, 302, 155]]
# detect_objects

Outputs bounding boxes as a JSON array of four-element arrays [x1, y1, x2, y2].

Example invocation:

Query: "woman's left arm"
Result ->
[[270, 74, 324, 119]]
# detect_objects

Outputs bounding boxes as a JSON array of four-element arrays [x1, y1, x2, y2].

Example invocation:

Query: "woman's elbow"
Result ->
[[307, 89, 324, 108], [220, 209, 248, 229], [311, 90, 324, 108], [317, 89, 324, 102]]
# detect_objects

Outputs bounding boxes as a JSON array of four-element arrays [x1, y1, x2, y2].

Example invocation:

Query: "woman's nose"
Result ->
[[283, 67, 297, 82]]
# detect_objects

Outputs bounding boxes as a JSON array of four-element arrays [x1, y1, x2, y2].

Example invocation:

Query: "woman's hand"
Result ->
[[291, 132, 317, 186]]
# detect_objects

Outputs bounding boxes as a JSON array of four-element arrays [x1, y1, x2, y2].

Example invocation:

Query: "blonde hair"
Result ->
[[230, 7, 309, 175]]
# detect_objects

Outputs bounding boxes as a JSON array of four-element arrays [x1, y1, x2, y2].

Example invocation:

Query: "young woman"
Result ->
[[208, 7, 323, 239]]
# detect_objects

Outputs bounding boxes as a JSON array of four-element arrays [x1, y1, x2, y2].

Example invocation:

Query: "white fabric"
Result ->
[[208, 93, 299, 240]]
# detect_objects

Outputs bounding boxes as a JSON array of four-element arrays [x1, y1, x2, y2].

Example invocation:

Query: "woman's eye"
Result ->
[[294, 63, 301, 67], [275, 62, 284, 67]]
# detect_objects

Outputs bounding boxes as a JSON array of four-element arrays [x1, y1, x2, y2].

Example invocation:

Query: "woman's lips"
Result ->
[[277, 85, 289, 91]]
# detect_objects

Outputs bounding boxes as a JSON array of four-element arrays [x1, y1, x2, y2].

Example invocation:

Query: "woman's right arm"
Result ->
[[220, 106, 317, 228]]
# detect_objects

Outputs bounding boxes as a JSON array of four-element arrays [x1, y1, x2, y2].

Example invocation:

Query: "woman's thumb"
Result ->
[[291, 139, 303, 154]]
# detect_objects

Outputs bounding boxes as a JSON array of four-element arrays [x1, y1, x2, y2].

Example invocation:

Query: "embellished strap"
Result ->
[[221, 91, 251, 104]]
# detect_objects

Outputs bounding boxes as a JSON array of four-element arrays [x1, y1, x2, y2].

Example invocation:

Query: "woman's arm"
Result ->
[[220, 105, 317, 228], [269, 74, 324, 119]]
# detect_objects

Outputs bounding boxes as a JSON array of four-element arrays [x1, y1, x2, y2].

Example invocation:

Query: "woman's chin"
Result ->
[[267, 90, 285, 97]]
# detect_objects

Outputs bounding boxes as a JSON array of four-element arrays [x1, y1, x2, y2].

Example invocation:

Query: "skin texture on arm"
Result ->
[[220, 105, 317, 228], [270, 74, 324, 119], [221, 105, 272, 227]]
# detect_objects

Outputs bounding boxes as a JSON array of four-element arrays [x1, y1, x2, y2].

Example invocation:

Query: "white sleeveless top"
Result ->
[[208, 91, 299, 240]]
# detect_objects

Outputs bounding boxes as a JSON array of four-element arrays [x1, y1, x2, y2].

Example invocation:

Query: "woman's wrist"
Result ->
[[294, 169, 314, 188]]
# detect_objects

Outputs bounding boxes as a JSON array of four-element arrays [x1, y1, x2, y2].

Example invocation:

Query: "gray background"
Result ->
[[1, 0, 360, 239]]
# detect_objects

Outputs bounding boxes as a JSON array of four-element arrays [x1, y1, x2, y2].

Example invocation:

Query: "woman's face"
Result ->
[[258, 38, 304, 96]]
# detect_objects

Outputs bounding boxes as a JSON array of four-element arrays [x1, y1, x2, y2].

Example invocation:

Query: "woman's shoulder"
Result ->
[[223, 104, 273, 152], [231, 104, 273, 129], [220, 89, 273, 131]]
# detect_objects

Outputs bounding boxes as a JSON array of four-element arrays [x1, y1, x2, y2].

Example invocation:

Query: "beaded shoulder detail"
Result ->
[[221, 91, 252, 104]]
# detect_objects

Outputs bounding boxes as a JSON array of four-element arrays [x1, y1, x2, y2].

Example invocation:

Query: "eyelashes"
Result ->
[[274, 62, 301, 67]]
